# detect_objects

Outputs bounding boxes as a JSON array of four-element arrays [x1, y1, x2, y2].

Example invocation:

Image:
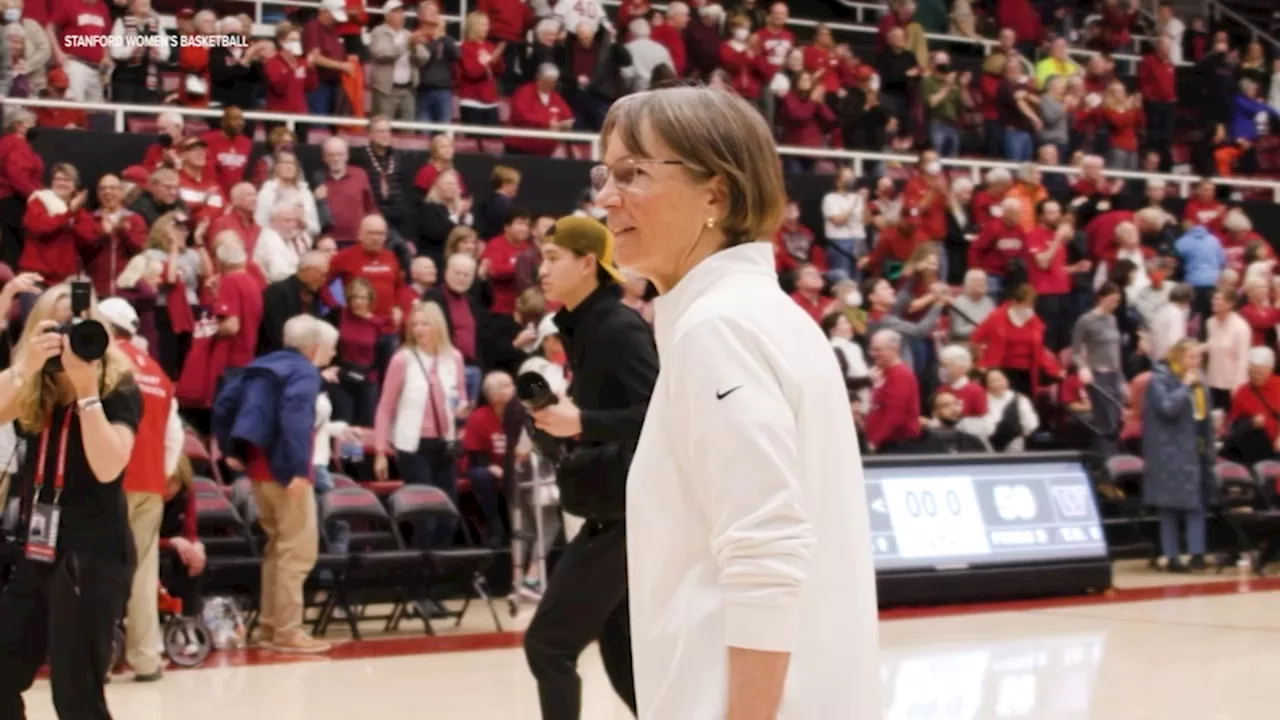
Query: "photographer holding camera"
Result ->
[[522, 217, 658, 719], [0, 282, 143, 719]]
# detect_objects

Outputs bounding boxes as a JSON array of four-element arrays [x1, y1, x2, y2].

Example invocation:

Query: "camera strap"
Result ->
[[25, 409, 73, 563]]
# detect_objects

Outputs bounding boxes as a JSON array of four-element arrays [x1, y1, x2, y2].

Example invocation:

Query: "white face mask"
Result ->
[[925, 161, 942, 175], [4, 9, 20, 22], [283, 40, 303, 56], [732, 27, 748, 42], [844, 290, 861, 307]]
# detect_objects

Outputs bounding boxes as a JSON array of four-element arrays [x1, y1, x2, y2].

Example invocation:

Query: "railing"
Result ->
[[1207, 0, 1280, 54], [9, 95, 1280, 202]]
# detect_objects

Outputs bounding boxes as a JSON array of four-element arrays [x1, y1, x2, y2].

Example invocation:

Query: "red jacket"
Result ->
[[1084, 209, 1135, 260], [19, 191, 94, 282], [773, 224, 826, 273], [477, 0, 533, 43], [328, 244, 405, 326], [414, 162, 468, 195], [971, 303, 1062, 395], [264, 54, 317, 113], [719, 43, 768, 100], [35, 105, 88, 130], [970, 220, 1028, 277], [617, 0, 650, 37], [777, 93, 834, 147], [1237, 302, 1280, 347], [1183, 199, 1225, 235], [865, 223, 929, 276], [199, 130, 253, 194], [790, 291, 828, 324], [207, 211, 261, 259], [177, 166, 225, 223], [457, 40, 504, 106], [650, 23, 687, 76], [948, 379, 989, 418], [902, 176, 947, 241], [1229, 376, 1280, 444], [120, 341, 175, 496], [1137, 54, 1177, 103], [480, 234, 529, 314], [0, 134, 45, 201], [1097, 106, 1144, 153], [971, 188, 1004, 228], [803, 45, 845, 93], [505, 82, 573, 156], [77, 208, 147, 297], [997, 0, 1043, 45], [866, 362, 921, 448]]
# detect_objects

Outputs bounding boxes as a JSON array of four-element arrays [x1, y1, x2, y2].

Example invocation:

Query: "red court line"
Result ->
[[150, 577, 1280, 671]]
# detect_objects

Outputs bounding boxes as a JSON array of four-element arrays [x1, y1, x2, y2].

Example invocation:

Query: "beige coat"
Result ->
[[367, 24, 431, 95]]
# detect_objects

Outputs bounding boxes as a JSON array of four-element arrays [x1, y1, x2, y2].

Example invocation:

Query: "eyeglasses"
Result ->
[[589, 158, 687, 193]]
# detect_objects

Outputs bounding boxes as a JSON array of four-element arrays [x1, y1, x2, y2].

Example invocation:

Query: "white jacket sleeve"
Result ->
[[163, 399, 184, 476], [1017, 394, 1040, 437], [301, 190, 321, 238], [108, 19, 133, 62], [253, 181, 277, 228], [672, 317, 814, 653]]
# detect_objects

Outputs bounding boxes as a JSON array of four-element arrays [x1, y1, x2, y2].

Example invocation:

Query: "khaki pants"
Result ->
[[253, 481, 318, 641], [125, 492, 165, 675], [371, 87, 415, 122]]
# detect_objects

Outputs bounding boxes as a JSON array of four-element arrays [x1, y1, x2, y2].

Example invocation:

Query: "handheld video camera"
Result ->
[[516, 372, 570, 466], [44, 281, 108, 373]]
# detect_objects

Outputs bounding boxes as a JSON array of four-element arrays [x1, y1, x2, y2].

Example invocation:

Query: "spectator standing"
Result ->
[[174, 10, 214, 107], [426, 253, 484, 393], [864, 275, 944, 369], [80, 172, 146, 297], [776, 71, 833, 172], [200, 106, 253, 195], [649, 3, 688, 77], [20, 162, 91, 284], [1143, 339, 1214, 573], [1226, 347, 1280, 461], [624, 18, 673, 92], [972, 283, 1061, 396], [130, 167, 185, 227], [213, 314, 338, 653], [9, 2, 50, 96], [106, 0, 168, 104], [1173, 223, 1226, 316], [329, 277, 386, 425], [457, 12, 505, 126], [1156, 2, 1185, 65], [47, 0, 111, 103], [997, 59, 1040, 162], [140, 111, 183, 173], [1036, 76, 1071, 158], [175, 136, 225, 223], [558, 21, 632, 132], [553, 0, 607, 36], [1071, 282, 1126, 461], [211, 236, 265, 375], [519, 17, 561, 85], [302, 0, 353, 123], [863, 328, 921, 452], [821, 167, 867, 281], [209, 16, 267, 117], [1024, 199, 1075, 350], [1033, 37, 1081, 89], [259, 250, 329, 354], [265, 23, 318, 116], [1149, 283, 1192, 362], [368, 0, 429, 122], [317, 137, 377, 245], [328, 214, 405, 359], [255, 202, 313, 283], [255, 152, 321, 238], [1139, 37, 1178, 169], [684, 3, 723, 80], [413, 0, 461, 124], [876, 27, 920, 134], [950, 269, 994, 341], [210, 183, 262, 259], [374, 300, 469, 548], [411, 170, 474, 269], [921, 51, 971, 157], [1204, 289, 1250, 408], [506, 63, 574, 155], [476, 0, 532, 90], [34, 68, 88, 130], [352, 116, 413, 238], [982, 368, 1039, 451], [461, 370, 517, 545], [0, 109, 44, 269], [476, 164, 519, 239], [413, 134, 467, 198], [480, 207, 533, 316], [970, 197, 1028, 298], [719, 14, 766, 103]]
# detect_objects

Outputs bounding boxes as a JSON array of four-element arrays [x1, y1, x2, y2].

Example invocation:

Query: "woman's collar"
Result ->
[[652, 242, 774, 317]]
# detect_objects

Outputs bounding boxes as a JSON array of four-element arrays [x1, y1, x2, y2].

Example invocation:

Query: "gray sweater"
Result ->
[[949, 294, 995, 342], [1071, 310, 1122, 372], [1037, 96, 1069, 146], [867, 290, 943, 369]]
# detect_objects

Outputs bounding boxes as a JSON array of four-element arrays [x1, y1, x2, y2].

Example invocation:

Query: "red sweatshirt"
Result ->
[[264, 54, 317, 114], [1237, 302, 1280, 346], [617, 0, 650, 37], [790, 291, 828, 324], [1183, 199, 1225, 233], [948, 379, 989, 418], [803, 45, 844, 93], [777, 94, 834, 147], [505, 82, 574, 156], [50, 0, 110, 65], [866, 362, 921, 448], [457, 40, 504, 106], [1137, 54, 1177, 103], [1098, 106, 1144, 152], [120, 341, 175, 496], [414, 162, 468, 195], [177, 166, 225, 223], [480, 234, 529, 315], [902, 177, 947, 241], [865, 224, 928, 275], [1084, 209, 1135, 260], [477, 0, 533, 43], [19, 192, 94, 282], [328, 244, 404, 326], [0, 134, 46, 201], [970, 220, 1027, 277], [76, 208, 147, 297], [754, 26, 795, 70], [971, 304, 1062, 394], [323, 167, 378, 244], [650, 23, 687, 76], [200, 130, 253, 195], [719, 43, 768, 100], [207, 211, 261, 259]]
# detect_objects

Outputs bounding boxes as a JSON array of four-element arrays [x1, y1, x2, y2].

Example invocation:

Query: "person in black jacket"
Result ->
[[258, 251, 330, 354], [350, 116, 414, 238], [523, 216, 655, 719], [209, 18, 267, 129]]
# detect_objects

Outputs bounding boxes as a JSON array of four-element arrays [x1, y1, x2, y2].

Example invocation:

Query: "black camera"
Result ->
[[44, 281, 108, 373], [516, 372, 569, 465], [936, 63, 952, 74]]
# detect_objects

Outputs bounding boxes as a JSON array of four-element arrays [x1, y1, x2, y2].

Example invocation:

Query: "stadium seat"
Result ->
[[1104, 454, 1145, 498], [1253, 460, 1280, 507], [192, 476, 222, 498]]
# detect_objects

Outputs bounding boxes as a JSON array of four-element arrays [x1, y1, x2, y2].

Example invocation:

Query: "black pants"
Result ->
[[159, 549, 204, 618], [524, 521, 636, 720], [1145, 101, 1176, 169], [0, 553, 131, 720], [0, 195, 26, 270], [395, 438, 459, 549], [1036, 293, 1073, 352]]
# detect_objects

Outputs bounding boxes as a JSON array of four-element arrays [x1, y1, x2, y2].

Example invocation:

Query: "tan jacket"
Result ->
[[367, 24, 431, 95]]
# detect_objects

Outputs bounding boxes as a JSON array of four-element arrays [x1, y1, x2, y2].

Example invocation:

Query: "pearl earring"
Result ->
[[705, 218, 715, 228]]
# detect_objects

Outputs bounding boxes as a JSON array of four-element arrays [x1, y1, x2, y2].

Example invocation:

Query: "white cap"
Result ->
[[321, 0, 348, 23], [533, 314, 560, 351], [383, 0, 404, 11], [97, 297, 140, 335]]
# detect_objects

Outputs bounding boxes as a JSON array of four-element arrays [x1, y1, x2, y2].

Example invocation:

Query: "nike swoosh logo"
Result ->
[[715, 386, 743, 401]]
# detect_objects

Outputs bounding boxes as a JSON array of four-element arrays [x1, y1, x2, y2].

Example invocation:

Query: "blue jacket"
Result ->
[[212, 349, 321, 485], [1174, 225, 1226, 288], [1229, 94, 1280, 143]]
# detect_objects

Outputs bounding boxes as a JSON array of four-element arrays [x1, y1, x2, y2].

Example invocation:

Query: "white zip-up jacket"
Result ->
[[627, 243, 880, 719]]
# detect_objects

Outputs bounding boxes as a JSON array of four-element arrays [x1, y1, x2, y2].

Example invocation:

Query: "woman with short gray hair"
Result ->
[[594, 86, 879, 719]]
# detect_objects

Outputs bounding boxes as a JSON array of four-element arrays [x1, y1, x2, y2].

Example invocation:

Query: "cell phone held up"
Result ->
[[43, 281, 108, 373]]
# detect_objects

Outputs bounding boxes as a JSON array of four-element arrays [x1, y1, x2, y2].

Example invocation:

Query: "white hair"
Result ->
[[963, 268, 986, 287], [535, 17, 561, 36], [536, 62, 560, 80], [1114, 221, 1138, 243], [985, 168, 1012, 185], [446, 252, 477, 272], [629, 17, 651, 37], [1081, 154, 1105, 168], [157, 110, 184, 129], [951, 177, 974, 195], [667, 1, 689, 16], [1000, 196, 1022, 213], [283, 314, 338, 352], [1249, 346, 1276, 368], [939, 344, 973, 369], [215, 238, 247, 266], [218, 16, 242, 33], [871, 328, 902, 349], [323, 136, 349, 154], [1223, 209, 1253, 234], [298, 250, 329, 270]]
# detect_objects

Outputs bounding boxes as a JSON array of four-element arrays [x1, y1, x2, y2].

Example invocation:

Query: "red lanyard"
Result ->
[[33, 410, 74, 502]]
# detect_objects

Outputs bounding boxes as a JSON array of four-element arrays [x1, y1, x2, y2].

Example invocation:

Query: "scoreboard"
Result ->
[[865, 453, 1112, 604]]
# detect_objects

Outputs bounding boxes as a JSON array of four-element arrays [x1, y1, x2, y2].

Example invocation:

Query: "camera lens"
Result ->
[[516, 372, 557, 410], [68, 319, 108, 362]]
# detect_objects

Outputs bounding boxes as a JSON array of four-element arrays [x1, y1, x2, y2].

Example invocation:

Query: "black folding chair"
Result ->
[[194, 492, 263, 611], [313, 486, 430, 639], [1215, 458, 1263, 570], [388, 485, 502, 633]]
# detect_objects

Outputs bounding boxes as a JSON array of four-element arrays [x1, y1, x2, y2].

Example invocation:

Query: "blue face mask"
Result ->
[[4, 9, 20, 22]]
